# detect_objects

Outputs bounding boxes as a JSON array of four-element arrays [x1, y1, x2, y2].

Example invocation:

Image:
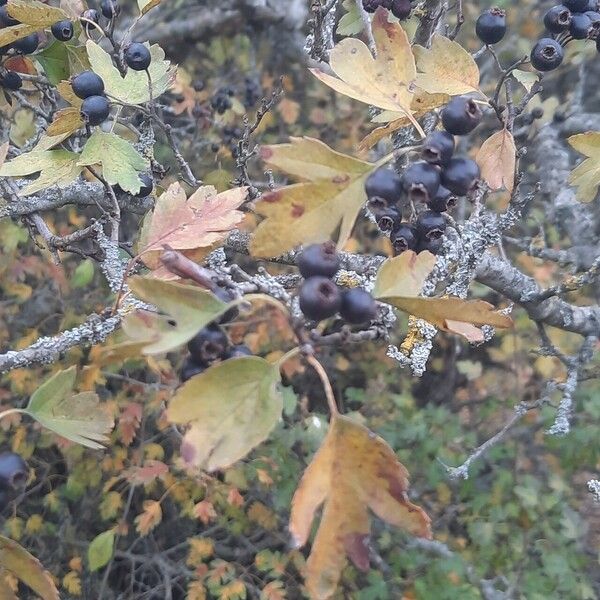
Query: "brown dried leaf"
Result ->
[[47, 107, 84, 137], [476, 129, 516, 194]]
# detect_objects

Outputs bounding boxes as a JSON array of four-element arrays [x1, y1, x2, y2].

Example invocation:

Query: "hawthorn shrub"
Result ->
[[0, 0, 599, 598]]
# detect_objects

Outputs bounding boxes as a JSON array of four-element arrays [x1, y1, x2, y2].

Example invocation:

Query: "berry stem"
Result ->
[[305, 354, 340, 417]]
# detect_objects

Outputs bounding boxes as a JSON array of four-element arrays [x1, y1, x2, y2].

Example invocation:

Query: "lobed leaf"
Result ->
[[7, 0, 68, 26]]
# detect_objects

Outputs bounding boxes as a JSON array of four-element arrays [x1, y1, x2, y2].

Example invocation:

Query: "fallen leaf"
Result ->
[[47, 106, 84, 137], [167, 357, 283, 472], [123, 460, 169, 485], [7, 0, 68, 27], [88, 530, 115, 571], [123, 276, 230, 355], [135, 501, 162, 536], [476, 128, 516, 193], [568, 131, 600, 203], [24, 366, 114, 449], [413, 34, 480, 96], [137, 182, 246, 269], [373, 251, 513, 331], [251, 137, 374, 257], [290, 415, 431, 600], [77, 130, 149, 195], [310, 8, 423, 134], [0, 535, 59, 600]]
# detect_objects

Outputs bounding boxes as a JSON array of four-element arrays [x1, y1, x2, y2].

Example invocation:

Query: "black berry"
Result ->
[[125, 42, 151, 71], [134, 173, 153, 198], [225, 344, 252, 359], [0, 71, 22, 91], [180, 357, 206, 382], [441, 157, 481, 196], [441, 96, 483, 136], [362, 0, 381, 12], [0, 452, 28, 491], [417, 236, 443, 255], [390, 223, 417, 254], [13, 32, 39, 54], [72, 70, 105, 98], [586, 11, 600, 35], [340, 288, 377, 324], [564, 0, 589, 11], [530, 38, 564, 71], [416, 210, 446, 240], [51, 19, 74, 41], [365, 167, 403, 204], [543, 5, 572, 33], [100, 0, 120, 19], [298, 242, 341, 279], [570, 12, 592, 38], [427, 185, 457, 213], [391, 0, 411, 20], [374, 205, 402, 232], [80, 8, 100, 33], [0, 6, 18, 26], [299, 276, 341, 321], [475, 8, 507, 45], [187, 324, 229, 365], [401, 161, 441, 203], [81, 95, 110, 126], [422, 130, 455, 166]]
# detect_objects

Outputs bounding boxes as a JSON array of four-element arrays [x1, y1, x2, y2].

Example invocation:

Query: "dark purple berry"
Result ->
[[0, 452, 28, 491], [441, 96, 483, 136], [391, 0, 411, 20], [441, 157, 481, 196], [51, 20, 74, 41], [570, 12, 592, 38], [417, 236, 443, 255], [340, 288, 377, 324], [422, 130, 455, 166], [543, 5, 572, 32], [0, 6, 18, 26], [427, 185, 457, 213], [80, 8, 100, 33], [100, 0, 120, 19], [0, 71, 22, 91], [376, 206, 402, 232], [180, 357, 206, 382], [390, 223, 417, 254], [401, 161, 441, 203], [72, 70, 105, 98], [585, 10, 600, 35], [299, 277, 341, 321], [475, 8, 507, 45], [187, 324, 229, 365], [416, 210, 446, 241], [530, 38, 564, 71], [365, 167, 403, 204], [81, 95, 110, 125], [125, 42, 151, 71], [298, 242, 340, 279], [565, 0, 589, 11], [134, 173, 153, 198], [13, 32, 38, 54]]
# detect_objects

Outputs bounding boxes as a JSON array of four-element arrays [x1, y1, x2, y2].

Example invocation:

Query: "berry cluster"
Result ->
[[366, 95, 482, 256], [362, 0, 417, 20], [71, 69, 111, 126], [531, 0, 600, 71], [297, 243, 377, 324], [211, 86, 235, 115], [0, 451, 28, 509]]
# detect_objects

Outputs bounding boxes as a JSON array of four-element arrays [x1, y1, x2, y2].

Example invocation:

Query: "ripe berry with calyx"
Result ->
[[180, 357, 206, 382], [390, 223, 417, 254], [81, 95, 110, 126], [299, 276, 341, 321], [340, 288, 377, 324], [530, 38, 564, 71], [0, 452, 28, 491], [0, 71, 22, 91], [376, 205, 402, 232], [416, 210, 446, 240], [188, 324, 229, 365], [543, 5, 572, 32], [13, 32, 39, 54], [476, 8, 507, 45], [298, 242, 341, 279], [125, 42, 151, 71], [441, 157, 481, 196], [51, 19, 74, 41], [72, 70, 105, 98], [570, 12, 592, 38], [365, 167, 403, 204], [564, 0, 589, 10], [441, 96, 483, 136], [422, 130, 455, 166], [391, 0, 412, 20], [101, 0, 120, 19], [401, 161, 441, 203], [427, 185, 457, 213]]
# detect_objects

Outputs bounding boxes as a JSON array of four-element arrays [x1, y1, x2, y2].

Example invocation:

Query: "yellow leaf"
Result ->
[[290, 415, 431, 600], [0, 23, 39, 49], [310, 8, 423, 135], [476, 129, 516, 194], [62, 571, 82, 596], [373, 251, 513, 331], [134, 500, 162, 536], [47, 107, 84, 137], [413, 34, 480, 96], [7, 0, 68, 27], [187, 538, 214, 566], [568, 131, 600, 203], [248, 501, 278, 530], [251, 137, 374, 257], [187, 581, 207, 600]]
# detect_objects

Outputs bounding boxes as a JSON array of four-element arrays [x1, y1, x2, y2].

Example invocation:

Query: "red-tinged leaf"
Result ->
[[118, 402, 142, 446], [122, 460, 168, 485], [134, 500, 162, 536], [194, 500, 217, 525]]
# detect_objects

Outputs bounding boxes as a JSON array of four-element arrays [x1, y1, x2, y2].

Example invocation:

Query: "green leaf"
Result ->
[[72, 259, 95, 288], [77, 130, 149, 194], [123, 276, 231, 355], [25, 366, 114, 449], [337, 0, 364, 36], [0, 148, 82, 195], [86, 39, 175, 105], [167, 357, 283, 471], [0, 535, 59, 600], [36, 41, 69, 84], [88, 530, 115, 572]]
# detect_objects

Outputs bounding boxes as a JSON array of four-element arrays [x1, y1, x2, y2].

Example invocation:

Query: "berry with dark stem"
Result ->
[[72, 70, 105, 99], [401, 161, 441, 203], [427, 185, 457, 213], [340, 288, 377, 324], [100, 0, 120, 19], [441, 157, 481, 196], [441, 96, 483, 136], [51, 20, 74, 41], [299, 276, 342, 321], [81, 95, 110, 126], [0, 452, 28, 491], [390, 223, 418, 254], [391, 0, 412, 20], [225, 344, 252, 359], [187, 324, 229, 366], [0, 71, 22, 91], [564, 0, 590, 11], [365, 167, 403, 204], [297, 242, 341, 279], [543, 5, 572, 33], [180, 357, 206, 382], [422, 130, 455, 166], [530, 38, 564, 71], [13, 32, 39, 54], [570, 12, 592, 38], [416, 210, 446, 241], [475, 8, 507, 45], [125, 42, 151, 71]]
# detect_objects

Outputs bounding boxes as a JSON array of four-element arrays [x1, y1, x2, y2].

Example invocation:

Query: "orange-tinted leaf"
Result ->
[[123, 460, 168, 485], [476, 129, 516, 193], [290, 415, 431, 599], [134, 500, 162, 536], [194, 500, 217, 525]]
